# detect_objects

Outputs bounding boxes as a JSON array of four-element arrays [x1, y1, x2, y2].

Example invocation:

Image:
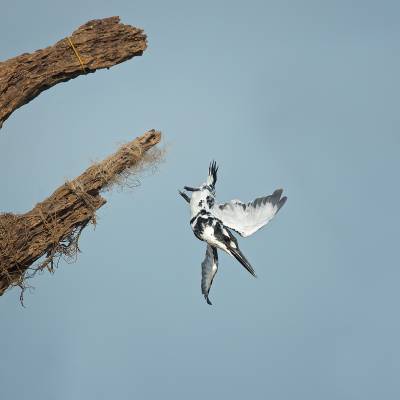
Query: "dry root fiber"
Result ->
[[0, 130, 162, 300]]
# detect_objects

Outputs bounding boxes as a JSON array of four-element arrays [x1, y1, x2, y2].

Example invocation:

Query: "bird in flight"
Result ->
[[179, 161, 287, 305]]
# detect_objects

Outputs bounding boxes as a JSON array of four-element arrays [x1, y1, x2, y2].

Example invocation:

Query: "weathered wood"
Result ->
[[0, 130, 162, 296], [0, 16, 147, 129]]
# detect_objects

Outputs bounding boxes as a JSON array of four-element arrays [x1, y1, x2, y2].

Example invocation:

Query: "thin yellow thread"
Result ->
[[66, 37, 86, 72]]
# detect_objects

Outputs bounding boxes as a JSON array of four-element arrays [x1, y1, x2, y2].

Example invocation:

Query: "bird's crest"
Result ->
[[206, 160, 218, 191]]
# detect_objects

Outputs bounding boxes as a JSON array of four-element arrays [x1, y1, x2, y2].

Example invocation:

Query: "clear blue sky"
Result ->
[[1, 1, 400, 399]]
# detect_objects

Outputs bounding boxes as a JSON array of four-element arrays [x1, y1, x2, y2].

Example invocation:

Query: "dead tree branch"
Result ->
[[0, 16, 147, 129], [0, 130, 162, 297]]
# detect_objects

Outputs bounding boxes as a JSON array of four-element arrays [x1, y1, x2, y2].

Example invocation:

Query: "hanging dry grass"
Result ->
[[0, 130, 163, 300]]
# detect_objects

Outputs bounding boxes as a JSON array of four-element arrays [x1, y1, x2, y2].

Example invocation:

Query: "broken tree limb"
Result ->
[[0, 129, 162, 297], [0, 16, 147, 129]]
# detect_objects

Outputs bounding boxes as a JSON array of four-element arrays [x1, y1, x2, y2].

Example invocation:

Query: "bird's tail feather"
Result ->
[[230, 248, 257, 277]]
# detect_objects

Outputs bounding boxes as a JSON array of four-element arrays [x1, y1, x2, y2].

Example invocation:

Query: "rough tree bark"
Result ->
[[0, 18, 163, 300], [0, 16, 147, 129], [0, 130, 162, 297]]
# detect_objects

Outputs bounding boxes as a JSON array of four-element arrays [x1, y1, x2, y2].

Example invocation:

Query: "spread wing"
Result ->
[[212, 189, 287, 237], [201, 244, 218, 305]]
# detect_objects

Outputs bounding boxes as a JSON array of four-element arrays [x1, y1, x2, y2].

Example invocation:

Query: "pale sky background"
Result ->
[[1, 1, 400, 399]]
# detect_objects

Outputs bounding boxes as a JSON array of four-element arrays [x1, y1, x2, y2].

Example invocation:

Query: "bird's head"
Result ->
[[178, 185, 201, 204], [179, 161, 218, 204]]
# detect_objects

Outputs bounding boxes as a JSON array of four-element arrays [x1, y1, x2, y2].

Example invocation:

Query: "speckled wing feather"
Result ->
[[212, 189, 287, 237], [201, 244, 218, 305]]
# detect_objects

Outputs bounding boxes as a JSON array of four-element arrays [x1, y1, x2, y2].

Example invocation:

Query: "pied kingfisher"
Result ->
[[179, 161, 287, 305]]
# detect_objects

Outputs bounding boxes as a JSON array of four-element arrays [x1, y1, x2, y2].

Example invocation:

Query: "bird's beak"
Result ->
[[183, 186, 200, 192], [178, 190, 190, 203]]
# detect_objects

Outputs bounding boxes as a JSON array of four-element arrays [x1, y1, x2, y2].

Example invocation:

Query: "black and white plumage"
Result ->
[[179, 161, 287, 305], [213, 189, 286, 237]]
